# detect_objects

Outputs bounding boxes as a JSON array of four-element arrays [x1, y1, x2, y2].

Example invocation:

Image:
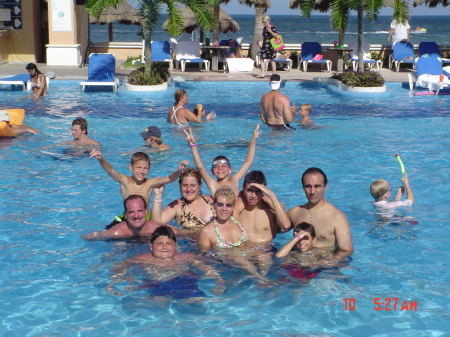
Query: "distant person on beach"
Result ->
[[0, 110, 40, 136], [296, 104, 314, 126], [370, 174, 414, 219], [26, 63, 47, 101], [260, 74, 296, 131], [387, 19, 410, 45], [82, 195, 193, 241], [90, 149, 188, 228], [221, 39, 243, 59], [107, 225, 224, 297], [184, 125, 260, 196], [167, 89, 216, 125], [122, 126, 170, 155], [287, 167, 354, 258], [257, 15, 279, 78]]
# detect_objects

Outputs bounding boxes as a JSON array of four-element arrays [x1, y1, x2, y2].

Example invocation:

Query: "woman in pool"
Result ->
[[26, 63, 47, 100], [167, 89, 216, 125], [151, 168, 216, 230]]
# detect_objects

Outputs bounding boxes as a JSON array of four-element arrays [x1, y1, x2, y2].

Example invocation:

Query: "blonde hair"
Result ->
[[370, 179, 389, 200], [214, 186, 236, 205], [262, 15, 270, 22], [301, 104, 312, 113], [153, 137, 163, 145]]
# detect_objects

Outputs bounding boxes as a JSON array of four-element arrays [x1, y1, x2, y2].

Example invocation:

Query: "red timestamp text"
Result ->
[[342, 298, 418, 311]]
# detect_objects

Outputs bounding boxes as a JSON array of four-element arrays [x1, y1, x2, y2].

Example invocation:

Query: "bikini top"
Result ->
[[179, 195, 215, 229], [170, 106, 184, 125], [214, 217, 248, 248], [31, 76, 42, 89]]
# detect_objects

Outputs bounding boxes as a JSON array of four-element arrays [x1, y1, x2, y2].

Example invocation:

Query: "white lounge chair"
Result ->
[[172, 41, 210, 72], [408, 56, 449, 94]]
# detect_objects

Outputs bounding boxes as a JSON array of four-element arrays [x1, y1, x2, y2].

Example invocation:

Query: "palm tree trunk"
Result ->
[[250, 6, 266, 60], [212, 5, 220, 45], [357, 4, 364, 73]]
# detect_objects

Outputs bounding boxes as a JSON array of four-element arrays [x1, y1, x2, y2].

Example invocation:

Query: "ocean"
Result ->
[[90, 14, 450, 45]]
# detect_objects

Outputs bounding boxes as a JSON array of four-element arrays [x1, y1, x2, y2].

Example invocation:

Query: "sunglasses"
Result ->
[[216, 202, 233, 208]]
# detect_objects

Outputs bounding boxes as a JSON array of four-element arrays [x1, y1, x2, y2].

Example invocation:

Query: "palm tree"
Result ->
[[237, 0, 272, 60], [85, 0, 219, 73]]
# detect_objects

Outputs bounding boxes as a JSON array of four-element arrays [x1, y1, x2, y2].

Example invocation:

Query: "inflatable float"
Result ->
[[0, 109, 25, 137]]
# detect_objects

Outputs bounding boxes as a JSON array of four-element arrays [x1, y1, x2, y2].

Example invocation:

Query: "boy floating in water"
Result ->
[[296, 104, 314, 127], [184, 124, 260, 196], [122, 126, 170, 155]]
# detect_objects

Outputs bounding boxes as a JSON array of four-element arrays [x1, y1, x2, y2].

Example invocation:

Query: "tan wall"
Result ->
[[92, 42, 143, 61]]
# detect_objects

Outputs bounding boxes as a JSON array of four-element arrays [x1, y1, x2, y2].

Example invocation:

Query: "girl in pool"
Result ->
[[26, 63, 47, 100]]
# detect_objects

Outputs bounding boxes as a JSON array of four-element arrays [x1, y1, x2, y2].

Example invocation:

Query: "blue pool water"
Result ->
[[1, 81, 450, 336]]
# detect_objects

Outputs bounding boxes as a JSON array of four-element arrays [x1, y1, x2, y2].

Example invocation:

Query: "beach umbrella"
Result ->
[[162, 5, 240, 35], [89, 1, 141, 42]]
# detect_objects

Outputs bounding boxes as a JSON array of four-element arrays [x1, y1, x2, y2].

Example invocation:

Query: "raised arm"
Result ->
[[275, 234, 304, 258], [231, 124, 260, 183], [400, 173, 414, 205], [90, 149, 127, 183], [150, 185, 178, 224], [147, 160, 188, 189]]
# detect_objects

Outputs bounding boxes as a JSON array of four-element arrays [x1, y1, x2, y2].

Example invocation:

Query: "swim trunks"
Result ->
[[284, 264, 321, 279], [267, 123, 296, 131], [105, 212, 151, 230], [142, 272, 206, 299], [180, 195, 216, 229]]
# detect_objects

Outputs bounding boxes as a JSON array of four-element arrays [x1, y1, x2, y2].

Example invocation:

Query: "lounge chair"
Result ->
[[344, 42, 382, 72], [297, 42, 332, 72], [408, 56, 448, 94], [418, 42, 450, 66], [172, 41, 210, 72], [79, 53, 120, 92], [216, 38, 253, 73], [262, 52, 293, 72], [150, 41, 173, 69], [0, 74, 30, 91], [388, 41, 415, 72]]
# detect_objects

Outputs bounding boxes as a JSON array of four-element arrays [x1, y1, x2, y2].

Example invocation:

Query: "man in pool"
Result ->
[[260, 74, 296, 131], [108, 226, 224, 297], [287, 167, 353, 258], [82, 195, 194, 241]]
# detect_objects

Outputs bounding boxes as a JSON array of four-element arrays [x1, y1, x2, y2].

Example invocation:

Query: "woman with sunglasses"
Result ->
[[257, 15, 279, 78]]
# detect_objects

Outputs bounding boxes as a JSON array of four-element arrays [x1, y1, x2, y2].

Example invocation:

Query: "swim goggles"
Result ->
[[211, 159, 230, 169]]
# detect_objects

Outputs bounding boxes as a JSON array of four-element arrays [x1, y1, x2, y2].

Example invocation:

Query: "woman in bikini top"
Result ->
[[26, 63, 47, 99], [167, 89, 205, 125], [197, 186, 249, 252], [150, 168, 216, 230]]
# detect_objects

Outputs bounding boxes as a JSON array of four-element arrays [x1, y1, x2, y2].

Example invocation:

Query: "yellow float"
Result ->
[[0, 109, 25, 137]]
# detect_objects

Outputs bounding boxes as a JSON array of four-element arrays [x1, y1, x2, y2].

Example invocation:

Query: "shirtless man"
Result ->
[[82, 195, 192, 241], [287, 167, 353, 258], [260, 74, 295, 130], [236, 170, 290, 246]]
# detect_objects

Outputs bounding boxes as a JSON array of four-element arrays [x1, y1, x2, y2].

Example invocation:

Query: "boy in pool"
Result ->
[[370, 173, 414, 218], [184, 124, 260, 197], [108, 226, 225, 297], [121, 126, 170, 155], [90, 149, 188, 227], [296, 104, 314, 126]]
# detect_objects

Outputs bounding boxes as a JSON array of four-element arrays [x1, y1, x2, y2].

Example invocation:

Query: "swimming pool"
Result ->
[[1, 81, 449, 336]]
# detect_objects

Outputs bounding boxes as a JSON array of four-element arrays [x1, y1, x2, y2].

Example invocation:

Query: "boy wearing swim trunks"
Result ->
[[184, 124, 260, 197]]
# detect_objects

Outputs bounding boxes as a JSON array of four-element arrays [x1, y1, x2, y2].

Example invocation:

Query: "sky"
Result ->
[[221, 0, 450, 16]]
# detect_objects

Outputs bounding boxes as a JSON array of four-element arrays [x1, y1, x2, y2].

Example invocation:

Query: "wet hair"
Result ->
[[123, 194, 147, 213], [243, 170, 267, 187], [174, 89, 187, 105], [25, 63, 42, 75], [212, 155, 231, 167], [179, 167, 202, 186], [130, 152, 150, 165], [302, 167, 328, 187], [301, 104, 312, 113], [370, 179, 390, 200], [294, 222, 316, 238], [214, 186, 236, 205], [72, 117, 88, 135], [150, 225, 177, 244], [262, 15, 270, 22]]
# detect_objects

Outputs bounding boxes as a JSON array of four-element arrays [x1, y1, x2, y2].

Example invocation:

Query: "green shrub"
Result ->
[[331, 71, 385, 87], [128, 63, 170, 86], [123, 56, 142, 68]]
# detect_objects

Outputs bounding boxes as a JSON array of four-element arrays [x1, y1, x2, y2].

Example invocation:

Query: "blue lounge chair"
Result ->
[[389, 41, 415, 72], [79, 53, 120, 92], [418, 42, 450, 66], [0, 74, 30, 91], [297, 42, 331, 72], [173, 41, 210, 72], [408, 56, 448, 94], [150, 41, 173, 69], [344, 42, 382, 72]]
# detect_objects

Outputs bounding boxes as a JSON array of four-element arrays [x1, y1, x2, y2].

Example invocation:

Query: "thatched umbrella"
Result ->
[[89, 1, 141, 42], [162, 6, 240, 36]]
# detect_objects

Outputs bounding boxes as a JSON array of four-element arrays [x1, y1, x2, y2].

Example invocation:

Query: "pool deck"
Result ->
[[0, 62, 412, 83]]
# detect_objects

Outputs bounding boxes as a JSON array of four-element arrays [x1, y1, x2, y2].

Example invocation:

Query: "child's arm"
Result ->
[[393, 186, 404, 201], [401, 173, 414, 205], [184, 128, 217, 191], [230, 124, 260, 183], [90, 149, 127, 183], [275, 233, 304, 258], [148, 160, 188, 188]]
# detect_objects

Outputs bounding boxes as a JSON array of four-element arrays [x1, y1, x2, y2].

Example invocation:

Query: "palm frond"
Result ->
[[393, 0, 409, 23], [363, 0, 384, 21], [330, 0, 350, 32]]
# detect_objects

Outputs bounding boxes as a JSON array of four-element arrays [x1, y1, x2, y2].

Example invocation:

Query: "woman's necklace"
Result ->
[[306, 200, 327, 220]]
